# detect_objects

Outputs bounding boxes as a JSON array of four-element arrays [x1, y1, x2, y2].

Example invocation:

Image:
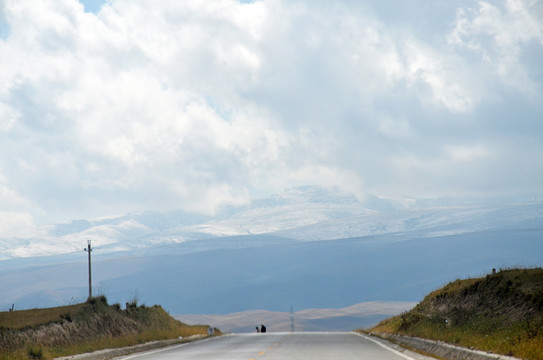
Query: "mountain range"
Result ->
[[1, 186, 542, 327], [175, 301, 417, 333], [3, 186, 541, 260]]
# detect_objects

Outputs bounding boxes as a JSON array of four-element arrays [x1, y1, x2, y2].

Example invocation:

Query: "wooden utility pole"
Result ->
[[84, 240, 92, 300], [290, 305, 295, 332]]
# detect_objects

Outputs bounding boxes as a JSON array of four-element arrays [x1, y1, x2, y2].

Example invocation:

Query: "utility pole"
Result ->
[[290, 305, 295, 333], [84, 240, 92, 300]]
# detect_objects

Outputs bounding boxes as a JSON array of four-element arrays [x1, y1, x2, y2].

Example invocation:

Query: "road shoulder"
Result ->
[[367, 332, 522, 360], [55, 335, 208, 360], [354, 332, 440, 360]]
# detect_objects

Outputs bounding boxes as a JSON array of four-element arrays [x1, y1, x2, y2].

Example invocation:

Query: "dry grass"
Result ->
[[0, 298, 212, 360], [426, 277, 480, 299], [0, 304, 86, 329], [370, 268, 543, 360], [1, 325, 211, 360], [47, 323, 211, 359]]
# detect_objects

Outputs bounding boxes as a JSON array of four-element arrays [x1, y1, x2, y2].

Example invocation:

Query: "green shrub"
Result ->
[[27, 346, 44, 359], [87, 295, 108, 306]]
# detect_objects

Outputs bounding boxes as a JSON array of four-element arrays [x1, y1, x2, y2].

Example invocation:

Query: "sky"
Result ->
[[0, 0, 542, 236]]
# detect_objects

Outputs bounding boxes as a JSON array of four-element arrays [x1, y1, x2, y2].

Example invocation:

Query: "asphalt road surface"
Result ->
[[118, 332, 435, 360]]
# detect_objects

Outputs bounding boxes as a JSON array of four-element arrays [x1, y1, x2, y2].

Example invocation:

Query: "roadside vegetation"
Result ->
[[369, 268, 543, 360], [0, 296, 213, 360]]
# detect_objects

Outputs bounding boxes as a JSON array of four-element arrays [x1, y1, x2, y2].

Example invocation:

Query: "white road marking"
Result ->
[[120, 337, 215, 360], [353, 332, 417, 360]]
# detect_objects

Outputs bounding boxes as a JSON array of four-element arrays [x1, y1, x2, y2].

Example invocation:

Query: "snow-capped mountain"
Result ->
[[276, 202, 543, 241], [0, 186, 368, 259], [1, 186, 542, 314], [1, 186, 542, 260]]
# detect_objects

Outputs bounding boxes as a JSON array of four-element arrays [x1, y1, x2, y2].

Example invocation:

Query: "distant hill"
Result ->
[[0, 296, 209, 360], [1, 187, 542, 315], [177, 301, 416, 333], [2, 226, 542, 314], [371, 268, 543, 360]]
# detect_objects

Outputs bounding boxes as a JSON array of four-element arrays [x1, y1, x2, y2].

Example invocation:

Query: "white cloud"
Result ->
[[0, 173, 30, 209], [448, 0, 543, 93], [0, 0, 542, 226], [446, 144, 490, 163], [0, 103, 18, 132], [376, 116, 411, 139], [0, 211, 36, 238]]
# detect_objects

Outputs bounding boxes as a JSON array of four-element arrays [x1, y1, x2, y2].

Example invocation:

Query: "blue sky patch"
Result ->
[[0, 6, 10, 40], [80, 0, 107, 14]]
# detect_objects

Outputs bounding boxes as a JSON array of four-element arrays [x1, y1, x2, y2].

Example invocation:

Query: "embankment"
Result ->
[[0, 296, 212, 360], [369, 268, 543, 360]]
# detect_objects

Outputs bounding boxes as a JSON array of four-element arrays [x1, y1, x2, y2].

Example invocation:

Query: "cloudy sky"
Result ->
[[0, 0, 542, 234]]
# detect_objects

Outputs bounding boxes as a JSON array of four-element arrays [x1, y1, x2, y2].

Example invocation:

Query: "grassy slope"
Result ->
[[370, 268, 543, 360], [0, 303, 87, 330], [0, 296, 212, 360]]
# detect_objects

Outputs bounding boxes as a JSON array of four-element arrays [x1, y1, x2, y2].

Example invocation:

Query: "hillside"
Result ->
[[2, 227, 542, 315], [177, 301, 416, 333], [2, 186, 542, 261], [1, 188, 542, 315], [0, 296, 211, 360], [370, 268, 543, 360]]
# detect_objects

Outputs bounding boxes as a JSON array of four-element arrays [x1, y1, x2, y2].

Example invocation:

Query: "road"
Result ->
[[118, 332, 434, 360]]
